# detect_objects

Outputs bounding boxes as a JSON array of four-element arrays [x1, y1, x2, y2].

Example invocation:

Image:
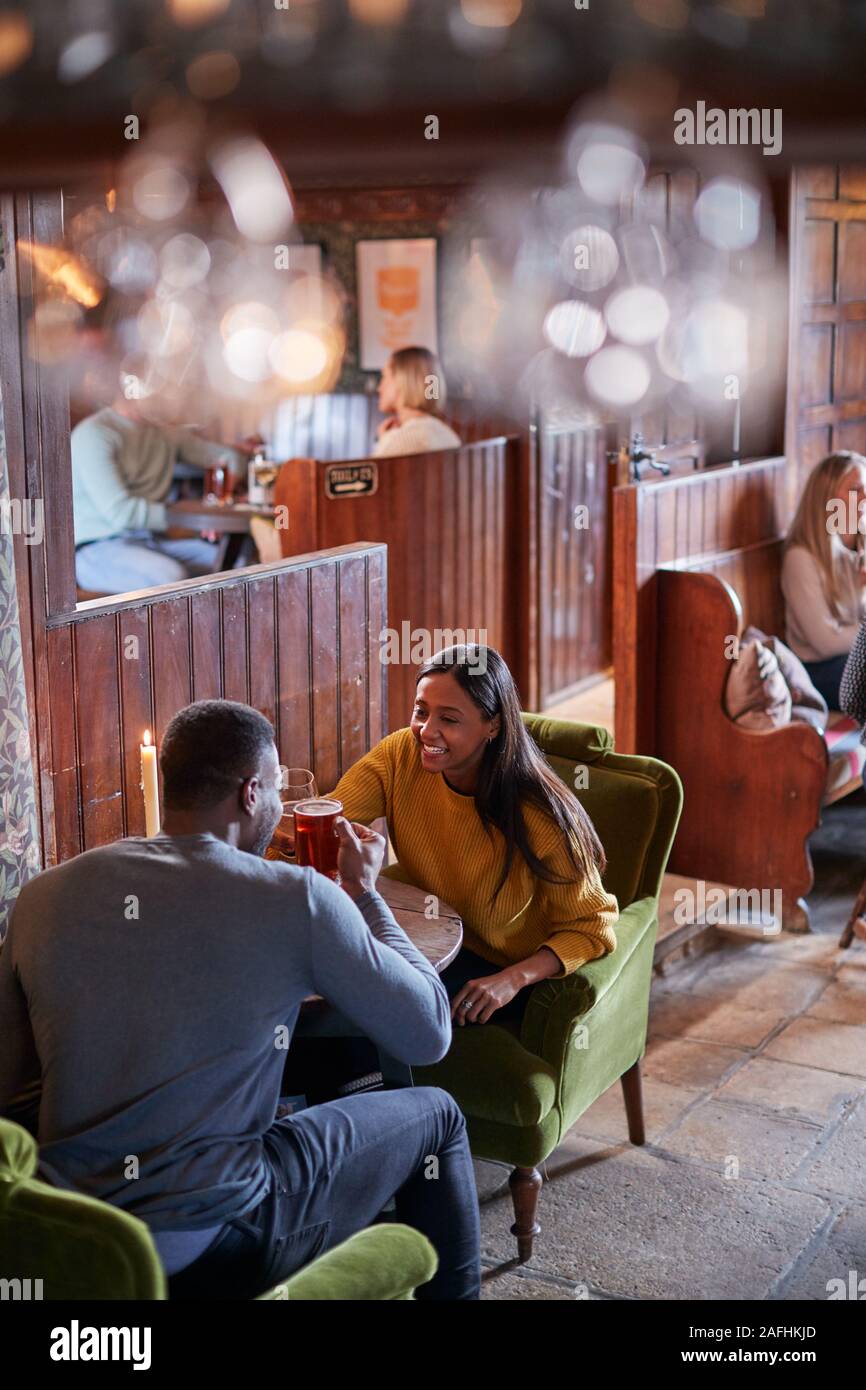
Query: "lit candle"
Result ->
[[140, 729, 161, 837]]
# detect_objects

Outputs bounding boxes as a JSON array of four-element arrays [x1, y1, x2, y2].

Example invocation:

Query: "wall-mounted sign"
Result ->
[[325, 462, 378, 499], [356, 238, 438, 371]]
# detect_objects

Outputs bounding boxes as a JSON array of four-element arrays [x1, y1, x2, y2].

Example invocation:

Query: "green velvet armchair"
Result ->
[[413, 714, 683, 1262], [0, 1118, 437, 1301]]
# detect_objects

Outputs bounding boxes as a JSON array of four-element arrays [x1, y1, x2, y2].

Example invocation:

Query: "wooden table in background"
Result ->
[[296, 875, 463, 1088], [165, 498, 276, 570]]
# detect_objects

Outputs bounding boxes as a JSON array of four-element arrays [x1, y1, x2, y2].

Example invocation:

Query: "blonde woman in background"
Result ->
[[374, 346, 462, 457], [782, 451, 866, 708]]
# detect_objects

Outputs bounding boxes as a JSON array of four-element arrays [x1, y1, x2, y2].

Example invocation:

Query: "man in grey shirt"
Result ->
[[0, 700, 480, 1299]]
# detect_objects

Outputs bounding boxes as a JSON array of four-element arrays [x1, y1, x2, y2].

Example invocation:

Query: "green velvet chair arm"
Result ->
[[256, 1224, 438, 1301], [518, 896, 658, 1067]]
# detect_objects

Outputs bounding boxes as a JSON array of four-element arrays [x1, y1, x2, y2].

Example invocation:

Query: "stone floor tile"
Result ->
[[806, 965, 866, 1024], [802, 1099, 866, 1200], [784, 1205, 866, 1300], [481, 1270, 597, 1300], [478, 1136, 830, 1300], [659, 1098, 823, 1180], [717, 1057, 863, 1124], [643, 1036, 749, 1089], [564, 1076, 701, 1145], [763, 1018, 866, 1078], [648, 990, 785, 1048]]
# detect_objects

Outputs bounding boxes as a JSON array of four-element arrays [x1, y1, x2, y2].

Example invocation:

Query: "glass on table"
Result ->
[[204, 464, 230, 503], [270, 768, 318, 859], [294, 798, 343, 881]]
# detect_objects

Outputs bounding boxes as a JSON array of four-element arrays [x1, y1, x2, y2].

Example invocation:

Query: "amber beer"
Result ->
[[294, 799, 342, 879]]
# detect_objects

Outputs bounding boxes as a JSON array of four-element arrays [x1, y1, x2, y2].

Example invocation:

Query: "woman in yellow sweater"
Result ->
[[332, 644, 618, 1028]]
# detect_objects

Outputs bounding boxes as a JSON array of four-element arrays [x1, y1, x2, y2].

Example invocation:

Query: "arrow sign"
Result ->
[[325, 463, 379, 500]]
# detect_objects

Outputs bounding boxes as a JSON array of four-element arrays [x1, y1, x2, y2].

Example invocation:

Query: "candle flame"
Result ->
[[143, 729, 152, 747]]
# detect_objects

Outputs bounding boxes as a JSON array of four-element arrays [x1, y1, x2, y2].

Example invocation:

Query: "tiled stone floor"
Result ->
[[477, 791, 866, 1300]]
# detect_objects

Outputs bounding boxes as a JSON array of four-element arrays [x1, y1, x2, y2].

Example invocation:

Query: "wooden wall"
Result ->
[[537, 421, 609, 701], [613, 457, 789, 755], [42, 545, 387, 865], [276, 439, 523, 731], [786, 165, 866, 495]]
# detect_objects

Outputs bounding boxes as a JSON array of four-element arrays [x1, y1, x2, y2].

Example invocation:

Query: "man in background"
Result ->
[[72, 382, 254, 593]]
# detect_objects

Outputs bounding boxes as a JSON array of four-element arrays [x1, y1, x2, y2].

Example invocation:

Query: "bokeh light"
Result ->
[[585, 346, 651, 406], [560, 225, 620, 291], [694, 178, 762, 251], [543, 300, 606, 358], [0, 10, 32, 75], [605, 285, 669, 346]]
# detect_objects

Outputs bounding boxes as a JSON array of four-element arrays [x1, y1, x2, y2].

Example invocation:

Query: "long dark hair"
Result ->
[[416, 645, 606, 900]]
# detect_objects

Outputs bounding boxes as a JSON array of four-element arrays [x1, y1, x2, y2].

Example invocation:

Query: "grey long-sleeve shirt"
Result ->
[[0, 833, 451, 1230]]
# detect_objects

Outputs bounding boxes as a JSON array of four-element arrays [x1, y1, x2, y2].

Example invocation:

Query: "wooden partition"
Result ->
[[38, 545, 387, 864], [274, 439, 527, 730], [536, 420, 610, 702], [612, 456, 790, 755]]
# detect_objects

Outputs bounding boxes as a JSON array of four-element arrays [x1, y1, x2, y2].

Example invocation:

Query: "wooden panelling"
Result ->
[[275, 438, 524, 732], [787, 166, 866, 498], [613, 457, 788, 754], [37, 547, 387, 861], [537, 423, 609, 703]]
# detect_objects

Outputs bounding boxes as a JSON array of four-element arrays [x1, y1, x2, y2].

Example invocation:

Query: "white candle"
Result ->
[[140, 729, 161, 837]]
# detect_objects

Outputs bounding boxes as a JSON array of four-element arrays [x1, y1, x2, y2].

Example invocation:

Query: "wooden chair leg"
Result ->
[[621, 1059, 645, 1145], [508, 1166, 542, 1264], [840, 874, 866, 949]]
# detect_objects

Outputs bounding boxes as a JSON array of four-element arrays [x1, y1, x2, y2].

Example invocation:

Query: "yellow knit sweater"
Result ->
[[332, 728, 618, 976]]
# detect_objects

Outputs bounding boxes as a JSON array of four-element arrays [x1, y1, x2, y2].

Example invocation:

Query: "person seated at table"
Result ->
[[781, 451, 866, 709], [374, 346, 462, 457], [72, 384, 253, 594], [0, 699, 479, 1300], [332, 644, 618, 1027]]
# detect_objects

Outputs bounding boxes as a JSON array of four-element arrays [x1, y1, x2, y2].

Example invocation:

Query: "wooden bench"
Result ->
[[654, 539, 863, 930]]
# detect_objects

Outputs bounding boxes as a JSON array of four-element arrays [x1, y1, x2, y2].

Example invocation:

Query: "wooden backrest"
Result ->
[[274, 439, 527, 731], [46, 544, 387, 863], [613, 456, 791, 754], [672, 538, 786, 641], [654, 563, 827, 900]]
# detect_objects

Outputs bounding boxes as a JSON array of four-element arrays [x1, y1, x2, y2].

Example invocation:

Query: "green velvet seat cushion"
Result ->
[[414, 1022, 557, 1126], [0, 1121, 166, 1300], [257, 1224, 437, 1301]]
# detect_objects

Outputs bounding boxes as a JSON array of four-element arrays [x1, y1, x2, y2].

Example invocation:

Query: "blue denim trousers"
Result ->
[[167, 1086, 480, 1301]]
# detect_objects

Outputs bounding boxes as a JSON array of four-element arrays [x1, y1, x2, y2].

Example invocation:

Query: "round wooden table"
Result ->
[[294, 874, 463, 1088]]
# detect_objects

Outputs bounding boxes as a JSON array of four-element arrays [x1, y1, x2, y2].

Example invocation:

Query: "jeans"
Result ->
[[166, 1087, 480, 1301], [803, 652, 849, 711], [75, 532, 218, 592]]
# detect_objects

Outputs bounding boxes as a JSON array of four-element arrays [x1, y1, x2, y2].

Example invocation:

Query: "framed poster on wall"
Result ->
[[356, 237, 438, 371]]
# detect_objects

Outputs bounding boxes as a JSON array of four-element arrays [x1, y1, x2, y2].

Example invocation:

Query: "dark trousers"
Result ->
[[280, 946, 533, 1102], [438, 946, 533, 1025], [167, 1086, 480, 1301], [803, 652, 849, 711]]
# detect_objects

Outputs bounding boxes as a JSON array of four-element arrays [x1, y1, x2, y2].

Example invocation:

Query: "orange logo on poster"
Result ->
[[377, 266, 419, 314]]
